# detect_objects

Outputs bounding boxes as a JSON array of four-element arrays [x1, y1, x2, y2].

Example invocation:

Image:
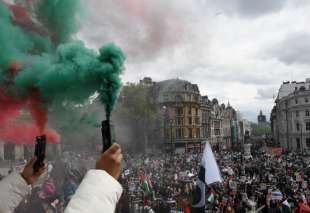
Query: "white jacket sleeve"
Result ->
[[0, 172, 31, 213], [65, 170, 123, 213]]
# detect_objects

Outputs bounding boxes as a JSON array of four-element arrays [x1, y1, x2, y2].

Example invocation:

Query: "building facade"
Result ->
[[222, 104, 238, 148], [0, 142, 61, 161], [154, 79, 205, 152], [201, 96, 212, 141], [258, 110, 267, 124], [209, 99, 223, 145], [138, 77, 240, 152], [272, 79, 310, 152], [0, 142, 29, 161]]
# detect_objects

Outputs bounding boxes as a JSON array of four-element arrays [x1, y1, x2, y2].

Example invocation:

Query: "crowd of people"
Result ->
[[117, 145, 310, 213], [0, 142, 310, 213], [0, 143, 124, 213]]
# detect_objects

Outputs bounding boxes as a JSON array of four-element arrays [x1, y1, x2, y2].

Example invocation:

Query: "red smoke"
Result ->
[[0, 64, 60, 145], [0, 89, 60, 144], [29, 89, 48, 134], [0, 5, 59, 145]]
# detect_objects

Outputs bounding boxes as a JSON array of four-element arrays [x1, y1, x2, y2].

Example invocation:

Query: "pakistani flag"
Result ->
[[192, 143, 222, 213]]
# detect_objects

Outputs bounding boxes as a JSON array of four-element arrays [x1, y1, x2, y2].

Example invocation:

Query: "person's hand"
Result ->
[[96, 143, 123, 180], [21, 157, 46, 185]]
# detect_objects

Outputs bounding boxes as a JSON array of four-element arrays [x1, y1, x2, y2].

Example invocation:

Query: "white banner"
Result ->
[[202, 143, 222, 184]]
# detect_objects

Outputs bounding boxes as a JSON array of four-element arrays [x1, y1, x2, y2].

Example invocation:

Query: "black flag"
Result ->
[[191, 166, 206, 213]]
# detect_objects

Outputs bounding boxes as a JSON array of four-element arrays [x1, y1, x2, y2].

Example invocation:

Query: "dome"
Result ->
[[212, 98, 218, 105]]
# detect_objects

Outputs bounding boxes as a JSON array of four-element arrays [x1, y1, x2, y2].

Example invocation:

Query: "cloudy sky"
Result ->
[[79, 0, 310, 122]]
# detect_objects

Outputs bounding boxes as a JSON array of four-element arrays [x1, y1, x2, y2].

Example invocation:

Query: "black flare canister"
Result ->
[[101, 119, 112, 153], [33, 135, 46, 172]]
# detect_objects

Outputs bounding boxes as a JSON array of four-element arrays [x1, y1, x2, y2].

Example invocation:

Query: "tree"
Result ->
[[114, 83, 158, 153], [251, 123, 271, 136]]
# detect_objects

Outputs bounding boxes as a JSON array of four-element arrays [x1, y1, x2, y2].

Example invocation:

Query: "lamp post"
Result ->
[[162, 105, 169, 153], [169, 119, 174, 154], [300, 123, 303, 154]]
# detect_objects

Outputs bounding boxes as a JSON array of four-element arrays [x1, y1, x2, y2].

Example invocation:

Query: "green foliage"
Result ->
[[118, 84, 155, 120], [115, 83, 158, 152], [252, 123, 271, 136]]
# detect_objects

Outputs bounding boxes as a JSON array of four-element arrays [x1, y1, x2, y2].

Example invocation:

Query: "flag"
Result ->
[[282, 199, 290, 208], [271, 190, 283, 201], [202, 143, 222, 184], [192, 166, 206, 213], [192, 143, 222, 213]]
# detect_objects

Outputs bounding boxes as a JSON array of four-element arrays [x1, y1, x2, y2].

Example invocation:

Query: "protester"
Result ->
[[65, 143, 123, 213], [0, 157, 46, 213], [3, 141, 310, 212]]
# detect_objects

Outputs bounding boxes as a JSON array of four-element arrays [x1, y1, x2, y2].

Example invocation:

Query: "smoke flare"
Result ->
[[0, 0, 125, 144]]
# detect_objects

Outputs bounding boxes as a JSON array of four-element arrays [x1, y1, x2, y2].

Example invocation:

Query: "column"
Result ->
[[0, 142, 4, 160], [15, 144, 24, 161]]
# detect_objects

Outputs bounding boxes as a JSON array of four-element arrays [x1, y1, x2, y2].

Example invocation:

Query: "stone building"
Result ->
[[0, 143, 28, 161], [258, 110, 267, 124], [0, 142, 61, 161], [209, 99, 223, 145], [201, 96, 212, 141], [154, 79, 205, 152], [209, 100, 237, 148], [271, 79, 310, 152], [222, 103, 237, 148], [136, 77, 240, 152]]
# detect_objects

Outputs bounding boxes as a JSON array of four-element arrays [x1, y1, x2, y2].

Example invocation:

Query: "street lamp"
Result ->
[[169, 119, 174, 154], [162, 105, 169, 152], [300, 123, 303, 154]]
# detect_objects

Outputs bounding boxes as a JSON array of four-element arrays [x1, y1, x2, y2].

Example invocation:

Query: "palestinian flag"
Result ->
[[140, 175, 154, 198], [192, 143, 222, 213]]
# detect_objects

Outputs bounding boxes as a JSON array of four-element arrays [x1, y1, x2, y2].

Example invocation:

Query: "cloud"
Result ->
[[267, 32, 310, 65], [78, 0, 197, 62], [208, 0, 288, 18], [256, 87, 277, 100], [78, 0, 310, 122]]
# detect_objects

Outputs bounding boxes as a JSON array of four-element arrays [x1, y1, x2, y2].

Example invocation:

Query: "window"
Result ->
[[214, 121, 221, 129], [296, 111, 299, 117], [295, 99, 298, 104], [196, 128, 200, 138], [195, 117, 200, 124], [306, 110, 310, 117], [176, 128, 183, 139], [175, 95, 182, 102], [215, 129, 221, 136], [188, 128, 192, 138], [306, 122, 310, 131], [296, 138, 301, 150], [176, 107, 183, 116], [164, 94, 168, 101], [176, 118, 184, 126], [188, 107, 192, 115], [195, 108, 198, 116], [307, 138, 310, 148], [188, 117, 192, 125], [194, 95, 199, 102], [305, 98, 309, 103], [296, 123, 300, 131]]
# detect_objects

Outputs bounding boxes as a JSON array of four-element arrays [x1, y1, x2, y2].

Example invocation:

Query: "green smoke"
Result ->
[[35, 0, 81, 44], [0, 0, 125, 120], [0, 3, 32, 74], [15, 42, 125, 115]]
